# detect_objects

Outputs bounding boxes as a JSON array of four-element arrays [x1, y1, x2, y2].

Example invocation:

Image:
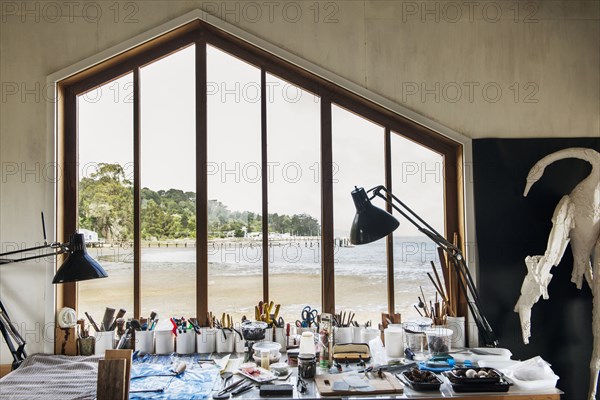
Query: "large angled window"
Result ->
[[77, 74, 134, 320], [140, 45, 196, 319], [332, 105, 386, 324], [62, 22, 461, 328], [207, 45, 263, 320]]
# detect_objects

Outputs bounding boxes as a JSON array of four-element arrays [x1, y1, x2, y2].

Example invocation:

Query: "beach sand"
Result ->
[[79, 266, 425, 330]]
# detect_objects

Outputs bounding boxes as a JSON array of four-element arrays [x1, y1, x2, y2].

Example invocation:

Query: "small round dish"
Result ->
[[240, 362, 257, 374], [269, 362, 289, 375]]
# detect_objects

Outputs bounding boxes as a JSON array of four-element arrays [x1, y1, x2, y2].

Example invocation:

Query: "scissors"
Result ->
[[296, 306, 318, 328]]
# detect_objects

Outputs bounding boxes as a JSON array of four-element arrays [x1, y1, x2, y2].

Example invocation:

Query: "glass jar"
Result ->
[[298, 353, 316, 379]]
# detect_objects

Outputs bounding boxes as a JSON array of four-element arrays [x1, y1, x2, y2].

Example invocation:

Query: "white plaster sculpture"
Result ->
[[514, 147, 600, 400]]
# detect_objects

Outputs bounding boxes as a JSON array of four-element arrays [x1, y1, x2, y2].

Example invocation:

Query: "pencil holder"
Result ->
[[216, 329, 235, 353], [197, 328, 216, 353], [134, 330, 154, 354], [155, 330, 175, 354], [176, 330, 195, 354], [94, 331, 114, 355]]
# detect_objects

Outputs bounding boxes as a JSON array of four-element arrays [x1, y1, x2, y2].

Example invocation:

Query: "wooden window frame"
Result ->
[[58, 20, 463, 325]]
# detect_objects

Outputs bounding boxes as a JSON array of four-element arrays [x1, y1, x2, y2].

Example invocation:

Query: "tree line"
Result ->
[[79, 163, 320, 241]]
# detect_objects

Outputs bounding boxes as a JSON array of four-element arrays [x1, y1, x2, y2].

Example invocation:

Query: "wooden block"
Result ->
[[54, 327, 77, 356], [97, 358, 126, 400], [105, 349, 132, 399], [315, 371, 403, 396]]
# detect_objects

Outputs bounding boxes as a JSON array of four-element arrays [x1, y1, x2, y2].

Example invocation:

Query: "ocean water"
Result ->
[[90, 236, 442, 280]]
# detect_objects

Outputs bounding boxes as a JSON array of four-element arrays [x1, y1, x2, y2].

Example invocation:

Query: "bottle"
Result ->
[[261, 349, 270, 370]]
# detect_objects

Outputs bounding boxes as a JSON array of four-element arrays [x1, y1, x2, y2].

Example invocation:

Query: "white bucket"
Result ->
[[334, 327, 352, 344], [234, 330, 245, 353], [384, 327, 404, 358], [216, 329, 235, 353], [351, 326, 363, 343], [134, 330, 154, 354], [273, 327, 287, 352], [94, 331, 114, 356], [176, 330, 195, 354], [361, 328, 380, 344], [155, 330, 175, 354], [196, 328, 216, 353], [446, 316, 466, 348]]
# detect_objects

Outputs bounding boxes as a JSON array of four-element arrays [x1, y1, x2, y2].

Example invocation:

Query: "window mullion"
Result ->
[[133, 67, 141, 319], [261, 69, 269, 302], [196, 39, 209, 322], [321, 99, 334, 314], [384, 128, 394, 315]]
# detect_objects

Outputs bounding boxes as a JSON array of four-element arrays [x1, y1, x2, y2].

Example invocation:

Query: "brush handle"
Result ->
[[109, 308, 126, 331], [101, 307, 115, 331]]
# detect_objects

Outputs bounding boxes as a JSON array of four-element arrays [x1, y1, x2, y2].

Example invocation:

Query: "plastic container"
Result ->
[[253, 341, 282, 362], [134, 330, 154, 354], [361, 328, 380, 344], [270, 362, 289, 375], [445, 316, 465, 348], [263, 327, 273, 342], [405, 331, 427, 353], [298, 332, 316, 355], [384, 327, 404, 358], [273, 327, 287, 352], [403, 317, 433, 332], [176, 330, 195, 354], [155, 330, 175, 354], [398, 370, 442, 391], [234, 330, 245, 353], [424, 327, 453, 355], [333, 327, 352, 344], [261, 349, 270, 369], [216, 329, 235, 353], [94, 331, 114, 355], [351, 326, 363, 343], [196, 327, 216, 353]]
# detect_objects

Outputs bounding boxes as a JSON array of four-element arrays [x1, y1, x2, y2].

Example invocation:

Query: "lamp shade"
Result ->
[[52, 233, 108, 283], [349, 187, 399, 245]]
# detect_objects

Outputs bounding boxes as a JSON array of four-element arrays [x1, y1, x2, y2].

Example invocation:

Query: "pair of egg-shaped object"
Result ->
[[465, 369, 488, 378]]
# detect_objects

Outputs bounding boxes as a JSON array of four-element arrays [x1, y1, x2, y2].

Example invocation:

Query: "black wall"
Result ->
[[473, 138, 600, 400]]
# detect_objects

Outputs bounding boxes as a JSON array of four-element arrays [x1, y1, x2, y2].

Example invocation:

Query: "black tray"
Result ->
[[447, 367, 503, 384], [443, 372, 512, 393], [397, 371, 442, 391]]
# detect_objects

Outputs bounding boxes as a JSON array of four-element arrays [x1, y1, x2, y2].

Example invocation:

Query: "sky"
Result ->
[[78, 44, 444, 237]]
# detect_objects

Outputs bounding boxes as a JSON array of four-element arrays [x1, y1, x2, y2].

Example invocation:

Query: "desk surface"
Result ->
[[218, 361, 561, 400], [128, 353, 561, 400]]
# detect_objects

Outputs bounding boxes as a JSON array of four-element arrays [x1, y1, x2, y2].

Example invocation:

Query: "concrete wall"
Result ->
[[1, 1, 598, 361]]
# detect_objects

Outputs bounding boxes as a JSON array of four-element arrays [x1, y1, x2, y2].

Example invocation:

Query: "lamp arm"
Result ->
[[368, 185, 459, 253], [367, 185, 498, 347], [0, 242, 68, 264]]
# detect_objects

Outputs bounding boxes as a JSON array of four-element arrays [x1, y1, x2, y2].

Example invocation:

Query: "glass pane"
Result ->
[[332, 104, 386, 325], [77, 74, 134, 323], [140, 45, 196, 320], [391, 133, 445, 320], [266, 73, 321, 324], [207, 45, 262, 322]]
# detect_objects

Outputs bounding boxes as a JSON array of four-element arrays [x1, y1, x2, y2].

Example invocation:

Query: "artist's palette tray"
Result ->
[[237, 366, 278, 383], [443, 371, 512, 393]]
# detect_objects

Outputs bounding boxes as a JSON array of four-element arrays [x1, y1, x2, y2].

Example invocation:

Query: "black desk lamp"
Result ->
[[0, 213, 108, 369], [350, 186, 498, 347]]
